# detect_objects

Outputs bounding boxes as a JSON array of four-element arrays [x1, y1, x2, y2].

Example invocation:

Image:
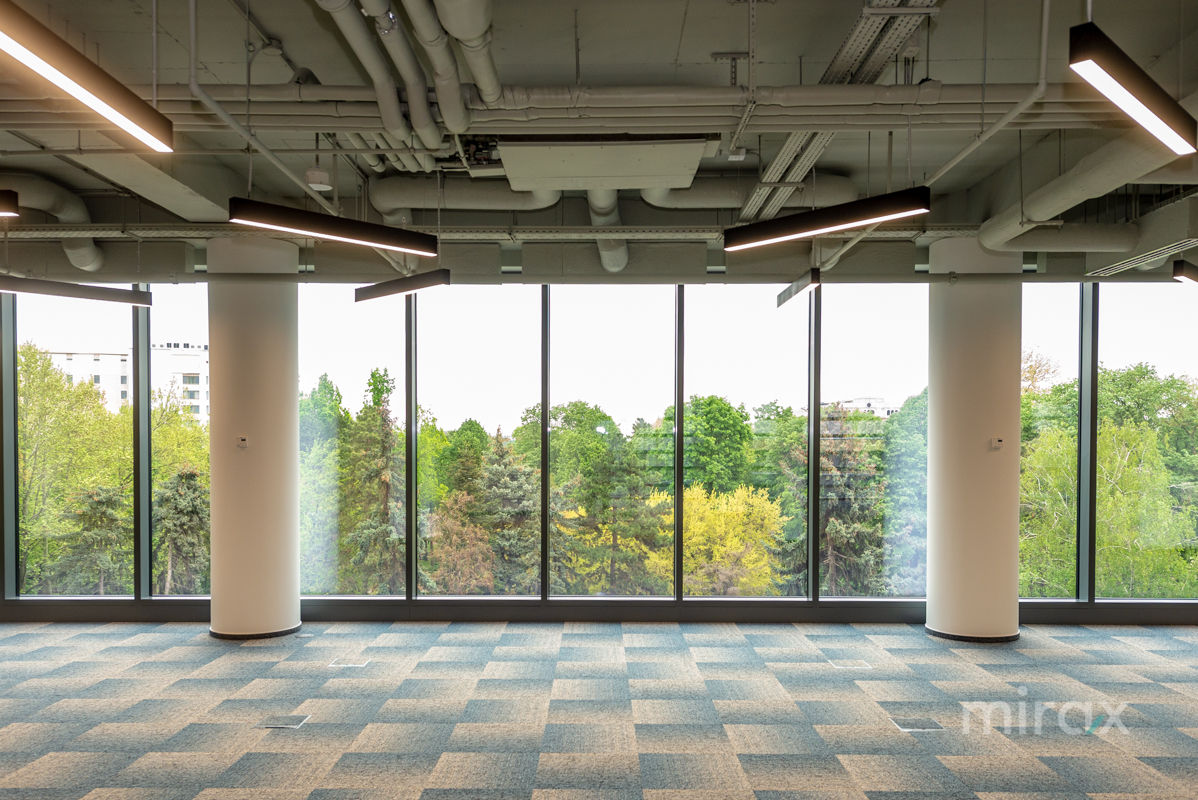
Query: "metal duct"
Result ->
[[400, 0, 471, 133], [315, 0, 428, 170], [432, 0, 502, 108], [370, 175, 561, 214], [359, 0, 444, 150], [587, 189, 628, 273], [0, 172, 103, 271], [978, 90, 1198, 252], [641, 175, 856, 210]]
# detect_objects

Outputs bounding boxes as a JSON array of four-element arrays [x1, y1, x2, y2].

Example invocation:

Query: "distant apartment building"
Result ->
[[49, 341, 210, 424]]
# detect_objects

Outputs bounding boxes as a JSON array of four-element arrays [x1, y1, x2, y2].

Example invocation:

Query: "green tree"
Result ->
[[677, 484, 788, 596], [674, 395, 753, 493], [152, 466, 210, 595], [880, 390, 927, 596], [477, 431, 540, 594], [429, 491, 494, 594], [56, 486, 131, 595]]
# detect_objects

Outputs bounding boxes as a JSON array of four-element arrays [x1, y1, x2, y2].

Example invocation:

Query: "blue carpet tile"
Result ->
[[0, 621, 1195, 798]]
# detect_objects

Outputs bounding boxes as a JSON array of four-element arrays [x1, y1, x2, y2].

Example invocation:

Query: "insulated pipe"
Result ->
[[641, 175, 857, 210], [400, 0, 471, 132], [373, 132, 420, 172], [315, 0, 418, 148], [0, 172, 103, 271], [587, 188, 628, 273], [987, 224, 1140, 253], [359, 0, 444, 150], [344, 132, 388, 173], [432, 0, 502, 107], [979, 89, 1198, 251], [370, 174, 560, 212], [188, 0, 337, 215]]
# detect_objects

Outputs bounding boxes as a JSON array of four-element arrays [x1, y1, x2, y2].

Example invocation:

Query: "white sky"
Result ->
[[15, 279, 1192, 433]]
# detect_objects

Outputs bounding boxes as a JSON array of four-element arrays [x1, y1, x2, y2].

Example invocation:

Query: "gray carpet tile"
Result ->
[[0, 622, 1195, 799]]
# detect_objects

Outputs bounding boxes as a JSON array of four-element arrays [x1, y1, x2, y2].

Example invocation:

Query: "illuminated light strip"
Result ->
[[229, 217, 437, 257], [0, 275, 151, 306], [1071, 60, 1195, 156], [725, 207, 928, 252], [0, 1, 173, 153], [1068, 21, 1196, 156], [355, 269, 451, 302], [227, 197, 438, 258]]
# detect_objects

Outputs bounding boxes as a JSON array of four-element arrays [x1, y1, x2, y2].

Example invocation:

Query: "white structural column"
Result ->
[[926, 238, 1022, 641], [207, 237, 301, 638]]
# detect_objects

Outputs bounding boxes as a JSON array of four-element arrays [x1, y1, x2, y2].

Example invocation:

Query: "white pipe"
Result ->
[[432, 0, 502, 107], [371, 175, 560, 212], [642, 175, 857, 209], [188, 0, 337, 214], [400, 0, 471, 132], [985, 224, 1140, 253], [587, 188, 628, 273], [315, 0, 416, 149], [927, 0, 1051, 187], [345, 132, 388, 173], [359, 0, 444, 150], [0, 172, 103, 271], [1137, 156, 1198, 183], [978, 89, 1198, 252]]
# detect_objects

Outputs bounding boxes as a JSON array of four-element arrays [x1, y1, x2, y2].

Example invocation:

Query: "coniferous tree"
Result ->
[[152, 466, 210, 595]]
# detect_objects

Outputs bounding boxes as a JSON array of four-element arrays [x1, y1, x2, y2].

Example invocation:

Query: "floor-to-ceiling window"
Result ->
[[1019, 283, 1080, 598], [149, 284, 211, 596], [16, 293, 133, 596], [1096, 282, 1198, 599], [683, 284, 809, 596], [298, 284, 407, 596], [416, 285, 541, 597], [548, 285, 675, 597], [818, 284, 928, 597]]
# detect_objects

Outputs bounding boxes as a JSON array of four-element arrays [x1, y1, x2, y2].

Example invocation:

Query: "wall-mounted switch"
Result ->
[[237, 435, 249, 449], [990, 436, 1004, 450]]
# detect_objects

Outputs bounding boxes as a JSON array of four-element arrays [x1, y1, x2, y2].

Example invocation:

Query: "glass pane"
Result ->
[[17, 293, 133, 596], [150, 285, 212, 596], [1019, 284, 1079, 598], [549, 285, 674, 597], [416, 285, 541, 596], [298, 285, 406, 596], [819, 284, 928, 597], [1097, 282, 1198, 598], [683, 284, 809, 596]]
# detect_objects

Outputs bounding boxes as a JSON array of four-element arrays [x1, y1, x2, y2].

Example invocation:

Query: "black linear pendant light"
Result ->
[[228, 197, 438, 258]]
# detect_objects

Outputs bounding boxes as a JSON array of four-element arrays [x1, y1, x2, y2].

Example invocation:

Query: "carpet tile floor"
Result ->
[[0, 621, 1194, 799]]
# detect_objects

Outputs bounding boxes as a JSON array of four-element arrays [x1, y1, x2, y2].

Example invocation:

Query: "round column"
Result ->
[[926, 238, 1022, 642], [207, 237, 300, 638]]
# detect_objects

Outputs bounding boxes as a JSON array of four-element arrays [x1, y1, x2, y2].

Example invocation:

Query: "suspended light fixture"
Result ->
[[1172, 259, 1198, 285], [776, 268, 820, 308], [0, 276, 151, 306], [1069, 22, 1197, 156], [0, 190, 18, 217], [0, 0, 173, 153], [228, 197, 438, 257], [724, 187, 931, 253], [356, 269, 451, 302]]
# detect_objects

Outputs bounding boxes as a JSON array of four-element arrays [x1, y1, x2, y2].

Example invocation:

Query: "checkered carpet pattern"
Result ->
[[0, 621, 1196, 799]]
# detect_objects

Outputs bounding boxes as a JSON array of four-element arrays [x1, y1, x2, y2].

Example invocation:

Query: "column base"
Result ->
[[209, 623, 302, 640], [925, 625, 1019, 643]]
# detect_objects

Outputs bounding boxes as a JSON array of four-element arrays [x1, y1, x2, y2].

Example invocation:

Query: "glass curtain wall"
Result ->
[[818, 284, 929, 597], [415, 285, 541, 596], [548, 285, 675, 597], [1018, 284, 1080, 598], [1096, 282, 1198, 598], [16, 293, 134, 596], [149, 284, 212, 596], [298, 285, 407, 596], [683, 284, 809, 596]]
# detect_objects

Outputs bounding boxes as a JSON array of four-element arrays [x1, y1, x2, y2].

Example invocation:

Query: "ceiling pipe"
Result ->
[[927, 0, 1049, 187], [314, 0, 431, 170], [344, 132, 388, 173], [187, 0, 338, 214], [642, 175, 857, 210], [370, 175, 560, 215], [978, 89, 1198, 253], [0, 172, 103, 271], [358, 0, 444, 150], [1136, 156, 1198, 183], [432, 0, 502, 108], [400, 0, 471, 133], [587, 189, 628, 273]]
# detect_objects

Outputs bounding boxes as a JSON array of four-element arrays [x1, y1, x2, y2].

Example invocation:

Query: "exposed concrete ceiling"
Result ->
[[0, 0, 1196, 282]]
